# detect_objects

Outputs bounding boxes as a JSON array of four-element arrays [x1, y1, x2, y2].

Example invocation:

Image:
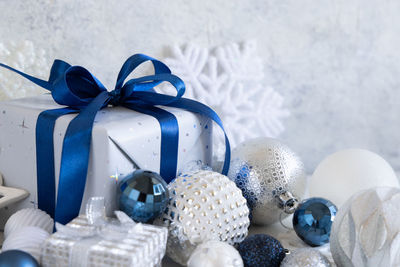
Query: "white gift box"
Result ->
[[41, 214, 168, 267], [0, 94, 212, 227]]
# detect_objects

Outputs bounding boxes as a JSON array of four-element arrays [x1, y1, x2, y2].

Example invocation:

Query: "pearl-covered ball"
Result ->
[[187, 241, 243, 267], [157, 170, 250, 265]]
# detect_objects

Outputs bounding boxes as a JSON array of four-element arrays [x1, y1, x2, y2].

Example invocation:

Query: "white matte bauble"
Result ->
[[2, 226, 50, 262], [309, 149, 399, 208], [157, 170, 250, 265], [330, 187, 400, 267], [280, 248, 331, 267], [228, 137, 307, 225], [187, 241, 243, 267], [4, 208, 53, 238]]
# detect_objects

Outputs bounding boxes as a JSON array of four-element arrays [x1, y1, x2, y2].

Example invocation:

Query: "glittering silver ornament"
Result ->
[[330, 187, 400, 267], [281, 248, 331, 267], [228, 137, 306, 225], [187, 240, 243, 267], [156, 170, 250, 265]]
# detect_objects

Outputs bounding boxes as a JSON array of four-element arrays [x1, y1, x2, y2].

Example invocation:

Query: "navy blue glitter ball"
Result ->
[[238, 234, 286, 267], [119, 170, 169, 223]]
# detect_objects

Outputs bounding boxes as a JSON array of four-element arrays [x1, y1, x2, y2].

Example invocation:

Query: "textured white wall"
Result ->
[[0, 0, 399, 173]]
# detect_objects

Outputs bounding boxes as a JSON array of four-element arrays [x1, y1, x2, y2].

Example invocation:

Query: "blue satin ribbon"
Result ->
[[0, 54, 230, 224]]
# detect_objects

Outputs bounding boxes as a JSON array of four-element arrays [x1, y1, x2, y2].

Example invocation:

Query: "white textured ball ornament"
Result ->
[[280, 248, 331, 267], [330, 187, 400, 267], [309, 149, 399, 208], [157, 170, 250, 265], [4, 208, 53, 239], [2, 226, 50, 262], [228, 137, 306, 225], [187, 241, 243, 267]]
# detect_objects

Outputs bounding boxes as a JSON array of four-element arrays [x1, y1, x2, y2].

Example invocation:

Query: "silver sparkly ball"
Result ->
[[281, 248, 331, 267], [228, 137, 307, 225], [157, 170, 250, 265]]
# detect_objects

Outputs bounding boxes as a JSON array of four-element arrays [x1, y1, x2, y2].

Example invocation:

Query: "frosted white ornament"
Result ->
[[330, 187, 400, 267], [2, 226, 50, 262], [187, 240, 243, 267], [4, 208, 54, 239], [281, 248, 331, 267], [157, 170, 250, 265], [309, 149, 399, 208], [163, 41, 290, 158]]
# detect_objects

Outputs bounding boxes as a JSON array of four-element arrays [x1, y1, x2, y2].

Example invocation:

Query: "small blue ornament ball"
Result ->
[[0, 250, 39, 267], [293, 197, 337, 247], [119, 170, 169, 223], [237, 234, 286, 267]]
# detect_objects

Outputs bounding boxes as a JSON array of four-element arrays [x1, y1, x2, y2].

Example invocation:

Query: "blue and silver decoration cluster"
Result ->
[[227, 137, 338, 250], [118, 170, 169, 223]]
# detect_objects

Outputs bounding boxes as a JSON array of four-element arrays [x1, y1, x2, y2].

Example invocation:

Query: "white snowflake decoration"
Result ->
[[163, 41, 290, 157], [0, 40, 49, 100]]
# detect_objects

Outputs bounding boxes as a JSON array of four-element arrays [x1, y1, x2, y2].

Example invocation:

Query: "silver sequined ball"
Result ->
[[157, 170, 250, 265], [228, 137, 306, 225], [281, 248, 331, 267]]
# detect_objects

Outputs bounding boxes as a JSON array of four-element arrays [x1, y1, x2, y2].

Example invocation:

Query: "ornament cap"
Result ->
[[275, 191, 299, 214]]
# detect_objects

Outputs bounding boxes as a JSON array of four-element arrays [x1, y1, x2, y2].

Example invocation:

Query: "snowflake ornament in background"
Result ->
[[163, 41, 290, 158], [0, 40, 49, 100]]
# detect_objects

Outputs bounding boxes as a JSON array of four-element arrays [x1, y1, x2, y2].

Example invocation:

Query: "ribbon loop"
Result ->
[[115, 53, 171, 90]]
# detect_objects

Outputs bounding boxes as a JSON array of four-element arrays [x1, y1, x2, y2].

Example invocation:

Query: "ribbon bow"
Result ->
[[0, 54, 230, 225]]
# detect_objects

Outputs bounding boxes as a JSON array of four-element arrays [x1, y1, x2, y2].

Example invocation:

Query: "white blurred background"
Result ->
[[0, 0, 399, 173]]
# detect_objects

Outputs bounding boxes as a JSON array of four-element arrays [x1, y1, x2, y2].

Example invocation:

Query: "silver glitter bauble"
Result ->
[[187, 240, 243, 267], [157, 170, 250, 265], [228, 137, 306, 225], [330, 187, 400, 267], [281, 248, 331, 267]]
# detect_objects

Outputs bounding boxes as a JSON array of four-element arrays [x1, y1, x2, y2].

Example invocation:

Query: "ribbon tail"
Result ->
[[126, 104, 179, 183], [36, 108, 76, 218], [55, 91, 109, 224], [0, 63, 52, 90], [167, 98, 231, 175]]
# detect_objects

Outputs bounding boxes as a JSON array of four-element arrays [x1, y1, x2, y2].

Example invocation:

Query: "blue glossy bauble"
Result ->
[[293, 197, 337, 247], [0, 250, 39, 267], [237, 234, 286, 267], [119, 170, 169, 223]]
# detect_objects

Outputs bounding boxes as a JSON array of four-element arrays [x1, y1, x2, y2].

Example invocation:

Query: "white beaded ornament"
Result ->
[[4, 208, 54, 239], [158, 170, 250, 265]]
